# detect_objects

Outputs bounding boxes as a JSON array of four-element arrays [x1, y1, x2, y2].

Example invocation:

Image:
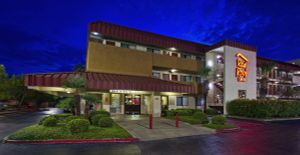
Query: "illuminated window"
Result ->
[[163, 74, 170, 80], [106, 41, 115, 46], [176, 97, 188, 106], [171, 75, 178, 81]]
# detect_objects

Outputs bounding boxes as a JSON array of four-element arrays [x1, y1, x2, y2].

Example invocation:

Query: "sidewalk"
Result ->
[[113, 115, 215, 141]]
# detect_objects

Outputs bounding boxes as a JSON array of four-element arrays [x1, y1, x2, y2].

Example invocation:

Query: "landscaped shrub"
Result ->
[[192, 111, 209, 124], [42, 117, 58, 127], [52, 113, 72, 121], [211, 115, 227, 125], [89, 110, 110, 120], [67, 119, 90, 133], [91, 114, 106, 125], [206, 108, 218, 115], [98, 117, 113, 127], [175, 109, 194, 116], [39, 116, 53, 125], [227, 99, 300, 118], [166, 109, 176, 117], [65, 115, 85, 123]]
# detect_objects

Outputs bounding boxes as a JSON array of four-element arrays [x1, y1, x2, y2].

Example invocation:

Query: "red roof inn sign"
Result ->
[[235, 53, 249, 82]]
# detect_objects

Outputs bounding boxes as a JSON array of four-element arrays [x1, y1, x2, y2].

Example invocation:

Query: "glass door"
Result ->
[[111, 94, 121, 114]]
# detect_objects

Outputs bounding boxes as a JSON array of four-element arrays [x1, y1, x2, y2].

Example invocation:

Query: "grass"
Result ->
[[8, 122, 132, 140], [204, 123, 237, 130]]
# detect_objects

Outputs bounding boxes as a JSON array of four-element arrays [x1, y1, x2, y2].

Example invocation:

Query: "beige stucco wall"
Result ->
[[223, 46, 257, 114], [86, 42, 201, 76]]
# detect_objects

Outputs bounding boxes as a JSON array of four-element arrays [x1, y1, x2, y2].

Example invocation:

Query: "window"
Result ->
[[195, 76, 202, 83], [182, 53, 192, 59], [121, 42, 136, 49], [196, 96, 203, 106], [106, 41, 115, 46], [180, 75, 192, 82], [152, 72, 160, 78], [171, 75, 178, 81], [147, 48, 161, 54], [238, 90, 247, 99], [176, 97, 188, 106], [171, 52, 178, 57], [163, 74, 170, 80], [121, 43, 130, 48]]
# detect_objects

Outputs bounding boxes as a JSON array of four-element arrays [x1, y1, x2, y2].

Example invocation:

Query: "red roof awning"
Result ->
[[24, 72, 195, 94]]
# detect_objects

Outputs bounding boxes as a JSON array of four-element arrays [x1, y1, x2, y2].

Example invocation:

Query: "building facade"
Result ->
[[24, 21, 300, 116]]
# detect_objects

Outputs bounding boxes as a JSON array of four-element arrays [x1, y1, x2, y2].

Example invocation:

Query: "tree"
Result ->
[[259, 63, 274, 99], [82, 93, 101, 118], [73, 64, 85, 72], [199, 67, 211, 113], [63, 74, 85, 115], [56, 97, 75, 114]]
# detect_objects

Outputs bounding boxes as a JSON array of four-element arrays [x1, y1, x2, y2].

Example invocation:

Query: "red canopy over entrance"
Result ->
[[24, 72, 195, 94]]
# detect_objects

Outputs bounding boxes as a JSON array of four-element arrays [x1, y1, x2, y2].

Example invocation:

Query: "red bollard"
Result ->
[[176, 112, 179, 128], [149, 113, 153, 129]]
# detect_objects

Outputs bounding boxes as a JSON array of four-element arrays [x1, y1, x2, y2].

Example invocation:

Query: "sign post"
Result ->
[[149, 113, 153, 129]]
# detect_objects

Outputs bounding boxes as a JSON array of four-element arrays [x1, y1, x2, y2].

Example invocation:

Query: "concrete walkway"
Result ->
[[113, 115, 215, 141]]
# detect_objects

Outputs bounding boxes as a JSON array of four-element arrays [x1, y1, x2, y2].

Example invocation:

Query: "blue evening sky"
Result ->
[[1, 0, 300, 74]]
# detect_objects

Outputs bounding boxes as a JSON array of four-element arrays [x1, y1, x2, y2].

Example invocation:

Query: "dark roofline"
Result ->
[[257, 56, 300, 70], [207, 39, 257, 52]]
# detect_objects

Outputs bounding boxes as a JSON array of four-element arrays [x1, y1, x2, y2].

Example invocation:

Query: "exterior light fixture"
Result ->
[[208, 82, 213, 89], [170, 69, 177, 73], [216, 55, 222, 59], [169, 47, 177, 51], [207, 60, 213, 67], [216, 74, 221, 77], [66, 91, 71, 94], [91, 31, 99, 35], [274, 66, 278, 69]]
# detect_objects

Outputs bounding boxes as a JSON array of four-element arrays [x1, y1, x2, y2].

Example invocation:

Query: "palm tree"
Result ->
[[260, 63, 274, 99], [199, 67, 211, 113], [63, 74, 85, 115], [73, 64, 85, 72]]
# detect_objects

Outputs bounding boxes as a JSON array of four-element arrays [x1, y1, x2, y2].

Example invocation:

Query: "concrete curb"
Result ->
[[216, 127, 241, 133], [228, 116, 300, 122], [3, 138, 140, 144]]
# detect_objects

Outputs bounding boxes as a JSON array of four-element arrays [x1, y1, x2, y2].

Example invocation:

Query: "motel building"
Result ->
[[24, 21, 300, 116]]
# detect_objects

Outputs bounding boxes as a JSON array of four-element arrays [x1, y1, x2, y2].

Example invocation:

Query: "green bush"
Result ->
[[227, 99, 300, 118], [192, 111, 209, 124], [98, 117, 113, 127], [166, 109, 176, 117], [68, 119, 90, 133], [52, 113, 72, 121], [206, 108, 218, 115], [211, 115, 227, 125], [42, 117, 58, 127], [39, 116, 53, 125], [175, 109, 194, 116], [89, 110, 110, 119], [65, 116, 85, 123], [91, 114, 108, 125]]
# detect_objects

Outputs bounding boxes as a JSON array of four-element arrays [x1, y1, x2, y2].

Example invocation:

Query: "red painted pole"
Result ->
[[176, 112, 179, 128], [149, 113, 153, 129]]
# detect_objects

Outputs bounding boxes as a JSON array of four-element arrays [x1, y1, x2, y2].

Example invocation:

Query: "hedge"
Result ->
[[89, 110, 110, 120], [227, 99, 300, 118], [165, 109, 202, 117]]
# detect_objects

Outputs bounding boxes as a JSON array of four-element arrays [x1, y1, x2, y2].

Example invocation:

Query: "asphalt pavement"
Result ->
[[1, 108, 300, 155]]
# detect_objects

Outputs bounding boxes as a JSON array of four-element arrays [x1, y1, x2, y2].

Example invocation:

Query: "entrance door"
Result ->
[[161, 96, 168, 116], [124, 94, 141, 114], [110, 94, 121, 114]]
